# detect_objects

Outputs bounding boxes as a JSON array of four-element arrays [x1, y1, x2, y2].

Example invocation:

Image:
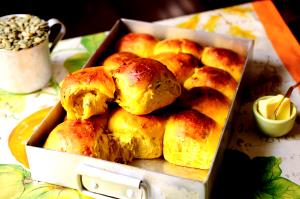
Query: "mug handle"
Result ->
[[47, 18, 66, 52]]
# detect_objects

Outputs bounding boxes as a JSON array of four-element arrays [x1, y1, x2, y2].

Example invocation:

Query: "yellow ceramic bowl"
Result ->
[[253, 96, 297, 137]]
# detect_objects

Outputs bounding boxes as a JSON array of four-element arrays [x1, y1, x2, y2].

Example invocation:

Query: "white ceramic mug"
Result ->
[[0, 15, 66, 93]]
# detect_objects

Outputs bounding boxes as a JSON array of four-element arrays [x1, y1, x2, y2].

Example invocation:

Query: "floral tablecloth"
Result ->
[[1, 1, 300, 198]]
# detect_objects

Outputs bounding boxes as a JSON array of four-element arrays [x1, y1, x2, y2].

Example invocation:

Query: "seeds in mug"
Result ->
[[0, 15, 49, 51]]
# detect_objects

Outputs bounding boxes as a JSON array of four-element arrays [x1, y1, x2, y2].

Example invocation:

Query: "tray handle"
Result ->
[[76, 164, 149, 199]]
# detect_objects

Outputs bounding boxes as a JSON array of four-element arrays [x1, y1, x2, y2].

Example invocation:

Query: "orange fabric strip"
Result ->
[[252, 0, 300, 82]]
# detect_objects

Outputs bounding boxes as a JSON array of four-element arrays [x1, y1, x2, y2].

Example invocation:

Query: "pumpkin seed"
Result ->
[[0, 15, 49, 51]]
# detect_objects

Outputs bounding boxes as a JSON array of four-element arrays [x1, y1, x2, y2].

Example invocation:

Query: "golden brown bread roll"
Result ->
[[201, 47, 245, 81], [153, 38, 203, 59], [43, 116, 133, 163], [163, 109, 221, 169], [117, 33, 158, 57], [60, 67, 115, 120], [113, 58, 181, 115], [103, 52, 139, 73], [180, 87, 230, 127], [152, 52, 198, 84], [108, 108, 165, 159], [183, 66, 237, 101]]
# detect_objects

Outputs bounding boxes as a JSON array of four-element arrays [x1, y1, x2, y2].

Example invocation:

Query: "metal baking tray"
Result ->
[[26, 19, 254, 199]]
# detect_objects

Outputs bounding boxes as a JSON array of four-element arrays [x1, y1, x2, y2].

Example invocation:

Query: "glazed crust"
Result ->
[[180, 87, 230, 127], [163, 109, 221, 169], [60, 67, 115, 120], [152, 52, 198, 84], [201, 47, 245, 81], [117, 33, 158, 57], [113, 58, 181, 115], [108, 108, 165, 159], [103, 52, 139, 73], [183, 66, 237, 101], [154, 38, 203, 59], [44, 115, 134, 163], [56, 32, 246, 171]]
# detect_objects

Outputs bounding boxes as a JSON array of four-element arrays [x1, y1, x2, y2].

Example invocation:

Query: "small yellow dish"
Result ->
[[253, 96, 297, 137]]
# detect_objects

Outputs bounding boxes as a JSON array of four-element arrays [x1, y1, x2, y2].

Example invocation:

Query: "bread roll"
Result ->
[[152, 52, 198, 84], [154, 38, 203, 59], [108, 108, 165, 159], [43, 116, 133, 163], [113, 58, 181, 115], [103, 52, 139, 73], [180, 87, 230, 127], [117, 33, 157, 57], [163, 109, 221, 169], [201, 47, 245, 81], [60, 67, 115, 120], [183, 66, 237, 101]]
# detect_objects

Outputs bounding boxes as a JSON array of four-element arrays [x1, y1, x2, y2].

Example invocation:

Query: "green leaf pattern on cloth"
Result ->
[[255, 178, 300, 199], [214, 150, 300, 198], [252, 157, 300, 198], [81, 32, 106, 54], [252, 157, 282, 183], [0, 164, 92, 199], [63, 32, 106, 73], [0, 90, 26, 114], [64, 52, 91, 73], [0, 164, 31, 199]]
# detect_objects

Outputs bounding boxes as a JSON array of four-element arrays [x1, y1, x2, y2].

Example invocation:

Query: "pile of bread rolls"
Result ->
[[44, 32, 245, 170]]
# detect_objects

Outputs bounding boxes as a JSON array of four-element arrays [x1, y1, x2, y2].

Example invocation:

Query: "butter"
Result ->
[[257, 94, 291, 120], [276, 97, 291, 120]]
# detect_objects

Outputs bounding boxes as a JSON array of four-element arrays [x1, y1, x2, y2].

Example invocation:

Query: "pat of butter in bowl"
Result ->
[[258, 94, 291, 120]]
